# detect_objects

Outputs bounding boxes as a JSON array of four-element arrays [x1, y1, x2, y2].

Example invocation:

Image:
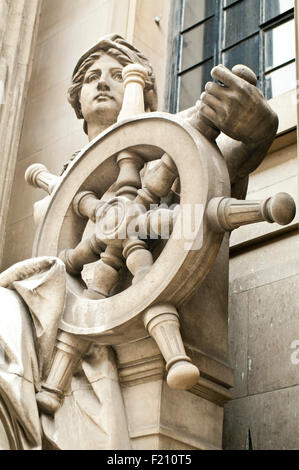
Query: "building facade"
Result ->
[[0, 0, 298, 450]]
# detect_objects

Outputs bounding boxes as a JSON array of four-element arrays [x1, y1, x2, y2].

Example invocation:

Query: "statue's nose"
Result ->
[[97, 76, 109, 90]]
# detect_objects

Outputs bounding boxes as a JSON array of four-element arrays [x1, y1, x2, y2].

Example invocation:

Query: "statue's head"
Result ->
[[68, 34, 158, 134]]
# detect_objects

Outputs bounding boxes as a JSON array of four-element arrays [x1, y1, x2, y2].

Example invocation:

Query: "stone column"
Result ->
[[0, 0, 42, 264]]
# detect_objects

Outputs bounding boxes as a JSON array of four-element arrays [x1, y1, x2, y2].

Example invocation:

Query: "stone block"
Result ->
[[37, 0, 105, 45], [7, 154, 45, 226], [122, 380, 163, 439], [18, 79, 81, 161], [37, 0, 130, 48], [247, 275, 299, 395], [223, 385, 299, 449], [248, 143, 297, 193], [160, 383, 224, 449], [132, 0, 171, 109], [8, 129, 88, 227], [122, 379, 224, 450], [268, 89, 297, 134], [227, 291, 249, 399], [29, 0, 130, 102], [230, 143, 297, 248], [180, 237, 229, 363], [229, 231, 299, 293], [1, 216, 36, 270]]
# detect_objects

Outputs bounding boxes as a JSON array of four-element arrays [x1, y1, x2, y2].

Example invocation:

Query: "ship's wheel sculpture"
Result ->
[[25, 64, 295, 415]]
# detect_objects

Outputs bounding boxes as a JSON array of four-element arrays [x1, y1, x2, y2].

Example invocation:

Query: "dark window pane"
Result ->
[[222, 34, 260, 77], [264, 18, 295, 71], [224, 0, 241, 7], [223, 0, 260, 49], [181, 18, 216, 71], [264, 61, 296, 99], [183, 0, 216, 30], [179, 60, 214, 110], [263, 0, 294, 23]]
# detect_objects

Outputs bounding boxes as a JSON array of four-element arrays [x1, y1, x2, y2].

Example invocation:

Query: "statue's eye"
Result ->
[[113, 71, 123, 82], [85, 73, 98, 83]]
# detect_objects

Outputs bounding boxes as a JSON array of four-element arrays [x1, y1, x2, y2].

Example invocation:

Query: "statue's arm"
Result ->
[[178, 65, 278, 190], [215, 131, 276, 184], [215, 133, 277, 199]]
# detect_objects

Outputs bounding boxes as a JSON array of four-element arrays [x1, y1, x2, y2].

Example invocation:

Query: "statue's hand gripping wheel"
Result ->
[[25, 64, 296, 415]]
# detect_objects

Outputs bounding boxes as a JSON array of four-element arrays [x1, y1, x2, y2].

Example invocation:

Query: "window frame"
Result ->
[[170, 0, 296, 112]]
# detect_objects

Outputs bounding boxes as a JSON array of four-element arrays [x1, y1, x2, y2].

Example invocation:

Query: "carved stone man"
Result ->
[[0, 33, 279, 450]]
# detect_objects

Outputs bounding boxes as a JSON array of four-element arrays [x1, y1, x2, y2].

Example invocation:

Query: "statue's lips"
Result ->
[[94, 93, 113, 101]]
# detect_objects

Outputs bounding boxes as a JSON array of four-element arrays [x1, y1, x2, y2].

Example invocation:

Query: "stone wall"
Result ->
[[1, 0, 171, 270], [224, 233, 299, 449], [223, 138, 299, 449], [222, 7, 299, 445], [0, 0, 42, 266]]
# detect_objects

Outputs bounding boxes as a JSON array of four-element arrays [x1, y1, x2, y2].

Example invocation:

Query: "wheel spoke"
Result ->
[[136, 206, 178, 239], [59, 234, 105, 276], [83, 245, 124, 299], [114, 150, 144, 199], [73, 190, 104, 223], [135, 153, 178, 210], [123, 237, 153, 284]]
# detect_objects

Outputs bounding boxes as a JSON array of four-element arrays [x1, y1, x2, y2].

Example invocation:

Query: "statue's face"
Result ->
[[79, 53, 125, 128]]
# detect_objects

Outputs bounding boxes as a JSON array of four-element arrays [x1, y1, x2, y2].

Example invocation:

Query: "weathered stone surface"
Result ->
[[180, 238, 229, 362], [230, 144, 298, 247], [230, 231, 299, 294], [226, 227, 299, 450], [223, 385, 299, 450], [228, 232, 299, 397], [160, 382, 224, 449], [37, 0, 126, 46], [29, 1, 129, 103], [247, 275, 299, 395], [227, 291, 249, 399], [230, 143, 298, 249], [123, 379, 224, 450], [18, 79, 82, 162], [1, 216, 36, 270], [228, 273, 299, 399]]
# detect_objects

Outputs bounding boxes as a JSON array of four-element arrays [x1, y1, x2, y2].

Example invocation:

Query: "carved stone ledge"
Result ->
[[190, 376, 232, 407], [118, 354, 165, 387], [118, 353, 232, 407], [129, 424, 221, 450], [185, 345, 234, 391], [115, 337, 233, 408], [115, 337, 164, 387]]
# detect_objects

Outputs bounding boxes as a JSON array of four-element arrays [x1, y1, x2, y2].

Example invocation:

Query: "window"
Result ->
[[176, 0, 295, 111]]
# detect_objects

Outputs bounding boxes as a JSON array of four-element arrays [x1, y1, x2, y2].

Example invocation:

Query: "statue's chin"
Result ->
[[84, 105, 121, 132]]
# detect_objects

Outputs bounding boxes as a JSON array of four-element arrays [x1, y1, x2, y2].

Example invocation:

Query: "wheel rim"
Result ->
[[33, 113, 229, 340]]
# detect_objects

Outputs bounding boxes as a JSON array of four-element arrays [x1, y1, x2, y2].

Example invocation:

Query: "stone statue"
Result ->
[[0, 34, 295, 450]]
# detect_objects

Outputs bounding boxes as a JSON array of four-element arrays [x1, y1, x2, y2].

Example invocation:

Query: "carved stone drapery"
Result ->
[[0, 0, 42, 265]]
